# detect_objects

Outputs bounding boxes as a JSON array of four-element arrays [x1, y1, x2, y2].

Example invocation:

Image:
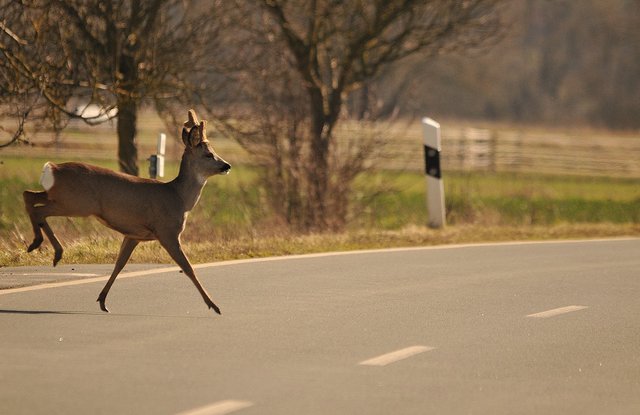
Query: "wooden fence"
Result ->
[[2, 118, 640, 178], [390, 125, 640, 178]]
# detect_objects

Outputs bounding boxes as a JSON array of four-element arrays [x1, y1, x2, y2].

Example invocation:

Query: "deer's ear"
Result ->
[[181, 127, 190, 147], [186, 125, 203, 147]]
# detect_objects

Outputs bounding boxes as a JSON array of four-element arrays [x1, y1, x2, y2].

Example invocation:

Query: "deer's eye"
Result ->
[[204, 153, 214, 159]]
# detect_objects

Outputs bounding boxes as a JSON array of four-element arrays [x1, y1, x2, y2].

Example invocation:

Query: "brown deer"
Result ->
[[23, 109, 230, 314]]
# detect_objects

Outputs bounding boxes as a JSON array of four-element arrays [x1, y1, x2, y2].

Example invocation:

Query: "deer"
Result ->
[[22, 109, 230, 314]]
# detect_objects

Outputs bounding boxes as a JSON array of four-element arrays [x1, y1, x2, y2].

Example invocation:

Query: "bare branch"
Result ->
[[0, 20, 28, 45], [0, 93, 37, 148]]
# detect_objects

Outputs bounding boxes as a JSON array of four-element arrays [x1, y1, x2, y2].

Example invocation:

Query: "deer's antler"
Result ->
[[183, 109, 200, 130]]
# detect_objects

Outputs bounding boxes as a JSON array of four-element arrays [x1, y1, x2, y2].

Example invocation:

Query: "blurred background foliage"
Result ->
[[372, 0, 640, 129]]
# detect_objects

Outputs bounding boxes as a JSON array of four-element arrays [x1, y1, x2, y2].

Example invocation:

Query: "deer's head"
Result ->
[[181, 109, 231, 179]]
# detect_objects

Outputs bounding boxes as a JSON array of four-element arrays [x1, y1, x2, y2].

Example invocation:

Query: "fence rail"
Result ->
[[2, 119, 640, 178], [390, 125, 640, 178]]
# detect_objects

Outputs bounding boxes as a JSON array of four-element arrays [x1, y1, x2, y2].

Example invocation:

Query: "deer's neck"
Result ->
[[171, 156, 207, 212]]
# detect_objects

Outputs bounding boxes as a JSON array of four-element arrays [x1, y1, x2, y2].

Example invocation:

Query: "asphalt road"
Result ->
[[1, 238, 639, 415]]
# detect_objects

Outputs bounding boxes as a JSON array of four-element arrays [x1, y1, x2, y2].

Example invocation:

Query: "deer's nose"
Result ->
[[221, 163, 231, 173]]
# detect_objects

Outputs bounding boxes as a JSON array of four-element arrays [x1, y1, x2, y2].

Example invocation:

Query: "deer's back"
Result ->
[[45, 162, 178, 220]]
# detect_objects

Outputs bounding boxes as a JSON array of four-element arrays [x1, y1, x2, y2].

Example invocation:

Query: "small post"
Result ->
[[148, 133, 166, 179], [422, 117, 446, 228], [156, 133, 166, 178]]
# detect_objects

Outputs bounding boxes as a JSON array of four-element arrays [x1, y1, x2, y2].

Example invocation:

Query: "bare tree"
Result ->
[[2, 0, 503, 229], [214, 0, 502, 230], [0, 0, 221, 175], [367, 0, 640, 129]]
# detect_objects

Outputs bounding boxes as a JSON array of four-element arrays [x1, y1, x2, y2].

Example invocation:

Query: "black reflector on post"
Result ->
[[424, 145, 441, 179]]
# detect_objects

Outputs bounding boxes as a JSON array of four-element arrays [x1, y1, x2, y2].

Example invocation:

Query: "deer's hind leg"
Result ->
[[23, 191, 46, 251], [23, 190, 64, 266]]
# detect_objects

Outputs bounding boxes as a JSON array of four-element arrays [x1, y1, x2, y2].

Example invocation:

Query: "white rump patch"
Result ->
[[40, 162, 55, 191]]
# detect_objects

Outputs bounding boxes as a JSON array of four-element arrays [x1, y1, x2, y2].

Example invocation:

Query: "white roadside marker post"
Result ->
[[422, 117, 446, 228], [156, 132, 166, 178], [148, 133, 166, 179]]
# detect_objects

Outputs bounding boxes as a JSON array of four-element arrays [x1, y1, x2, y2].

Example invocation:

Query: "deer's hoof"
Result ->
[[52, 250, 63, 267], [27, 238, 43, 252], [207, 301, 221, 315], [97, 298, 110, 313]]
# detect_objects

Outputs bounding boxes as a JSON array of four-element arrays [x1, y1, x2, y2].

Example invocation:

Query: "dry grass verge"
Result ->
[[3, 223, 638, 268]]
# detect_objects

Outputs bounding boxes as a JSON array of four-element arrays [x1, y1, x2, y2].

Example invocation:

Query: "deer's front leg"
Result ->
[[97, 237, 139, 312], [158, 236, 221, 314]]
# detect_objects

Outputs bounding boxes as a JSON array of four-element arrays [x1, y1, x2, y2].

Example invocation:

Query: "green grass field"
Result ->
[[1, 153, 638, 267], [362, 170, 640, 228]]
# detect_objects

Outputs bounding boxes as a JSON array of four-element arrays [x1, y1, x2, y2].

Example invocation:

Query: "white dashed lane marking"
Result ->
[[174, 400, 253, 415], [527, 305, 588, 318], [359, 345, 436, 366]]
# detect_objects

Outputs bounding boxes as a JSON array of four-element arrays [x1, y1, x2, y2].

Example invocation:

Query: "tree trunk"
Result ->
[[116, 46, 139, 176], [307, 136, 329, 229], [305, 84, 346, 231], [116, 99, 138, 176], [306, 97, 330, 230]]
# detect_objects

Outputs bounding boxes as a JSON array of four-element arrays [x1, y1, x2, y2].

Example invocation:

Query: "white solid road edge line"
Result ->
[[359, 345, 436, 366], [527, 305, 589, 318], [17, 272, 101, 277], [1, 237, 637, 296], [174, 400, 253, 415], [0, 266, 181, 296]]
